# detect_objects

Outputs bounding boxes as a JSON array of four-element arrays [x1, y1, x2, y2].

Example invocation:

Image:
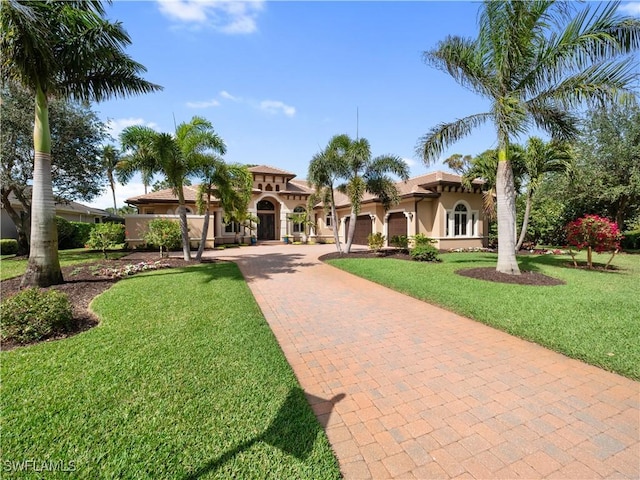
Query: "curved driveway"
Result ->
[[211, 243, 639, 479]]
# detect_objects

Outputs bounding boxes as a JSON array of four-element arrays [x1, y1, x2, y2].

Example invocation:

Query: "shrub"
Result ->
[[367, 232, 385, 252], [410, 244, 440, 262], [621, 230, 640, 251], [1, 288, 73, 344], [566, 215, 622, 269], [412, 233, 436, 247], [389, 235, 408, 249], [56, 216, 75, 249], [70, 222, 95, 248], [0, 239, 19, 255], [143, 219, 182, 257], [86, 223, 126, 259]]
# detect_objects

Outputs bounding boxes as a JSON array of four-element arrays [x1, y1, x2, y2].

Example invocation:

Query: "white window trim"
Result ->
[[445, 201, 479, 238]]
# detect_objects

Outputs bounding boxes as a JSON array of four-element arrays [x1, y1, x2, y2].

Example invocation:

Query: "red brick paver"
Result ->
[[211, 244, 640, 479]]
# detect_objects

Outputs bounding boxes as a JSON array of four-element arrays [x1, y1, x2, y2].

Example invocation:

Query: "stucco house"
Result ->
[[123, 165, 488, 249]]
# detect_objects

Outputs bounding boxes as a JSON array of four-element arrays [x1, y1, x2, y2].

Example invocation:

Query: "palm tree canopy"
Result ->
[[417, 0, 640, 163], [1, 0, 162, 101]]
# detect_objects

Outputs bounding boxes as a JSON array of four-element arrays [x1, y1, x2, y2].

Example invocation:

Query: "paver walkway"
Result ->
[[211, 243, 639, 479]]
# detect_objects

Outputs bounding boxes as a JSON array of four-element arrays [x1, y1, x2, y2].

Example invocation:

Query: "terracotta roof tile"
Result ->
[[248, 165, 296, 176]]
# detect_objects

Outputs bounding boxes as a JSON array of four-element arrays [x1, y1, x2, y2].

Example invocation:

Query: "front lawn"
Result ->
[[327, 252, 640, 380], [1, 262, 340, 479], [0, 248, 129, 281]]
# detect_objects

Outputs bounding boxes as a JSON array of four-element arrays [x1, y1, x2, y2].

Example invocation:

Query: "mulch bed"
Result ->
[[319, 249, 564, 286], [1, 253, 192, 350]]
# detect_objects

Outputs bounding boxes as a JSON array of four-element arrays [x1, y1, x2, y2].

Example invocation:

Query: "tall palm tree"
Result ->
[[1, 0, 162, 287], [120, 116, 226, 261], [308, 134, 350, 253], [116, 127, 159, 195], [101, 145, 121, 212], [417, 0, 640, 274], [515, 137, 572, 250], [339, 135, 410, 253], [194, 160, 252, 261]]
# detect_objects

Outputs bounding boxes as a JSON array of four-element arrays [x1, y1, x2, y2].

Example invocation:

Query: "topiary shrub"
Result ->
[[367, 232, 385, 252], [621, 230, 640, 251], [0, 239, 19, 255], [566, 215, 622, 269], [410, 244, 440, 262], [86, 223, 126, 258], [1, 288, 74, 344]]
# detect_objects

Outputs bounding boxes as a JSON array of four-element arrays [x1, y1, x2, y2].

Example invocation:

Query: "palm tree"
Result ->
[[339, 135, 410, 253], [194, 160, 252, 261], [515, 137, 572, 250], [417, 0, 640, 274], [1, 0, 162, 287], [120, 116, 226, 261], [308, 134, 351, 253], [101, 145, 121, 212], [116, 127, 160, 195]]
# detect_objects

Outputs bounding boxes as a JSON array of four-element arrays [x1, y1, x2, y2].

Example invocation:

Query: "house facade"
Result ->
[[124, 165, 488, 249]]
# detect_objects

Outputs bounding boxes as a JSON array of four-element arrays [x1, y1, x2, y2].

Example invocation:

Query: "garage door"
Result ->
[[388, 212, 407, 239], [345, 215, 372, 245]]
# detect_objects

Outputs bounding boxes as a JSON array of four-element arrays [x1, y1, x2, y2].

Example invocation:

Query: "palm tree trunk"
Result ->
[[495, 148, 521, 275], [195, 193, 211, 262], [344, 207, 358, 254], [176, 187, 191, 261], [329, 189, 342, 253], [515, 188, 533, 251], [22, 88, 63, 287], [108, 171, 117, 212]]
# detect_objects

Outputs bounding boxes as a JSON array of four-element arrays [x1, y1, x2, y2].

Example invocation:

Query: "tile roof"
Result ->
[[248, 165, 296, 176]]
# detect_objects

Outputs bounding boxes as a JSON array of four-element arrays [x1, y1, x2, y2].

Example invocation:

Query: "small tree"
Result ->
[[566, 215, 622, 269], [86, 223, 126, 259], [144, 219, 181, 258]]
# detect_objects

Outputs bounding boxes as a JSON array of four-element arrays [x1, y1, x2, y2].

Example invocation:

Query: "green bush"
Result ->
[[410, 244, 440, 262], [0, 239, 19, 255], [1, 288, 74, 344], [56, 216, 75, 249], [70, 222, 95, 248], [367, 232, 385, 252], [87, 223, 126, 258], [621, 230, 640, 250], [144, 218, 182, 256], [390, 235, 408, 249], [412, 233, 436, 247]]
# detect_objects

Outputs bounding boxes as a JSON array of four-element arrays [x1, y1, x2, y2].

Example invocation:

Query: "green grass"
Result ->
[[1, 263, 340, 479], [328, 251, 640, 380], [0, 248, 129, 281]]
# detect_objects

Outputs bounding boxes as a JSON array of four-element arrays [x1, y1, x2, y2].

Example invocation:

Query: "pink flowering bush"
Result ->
[[565, 215, 622, 269]]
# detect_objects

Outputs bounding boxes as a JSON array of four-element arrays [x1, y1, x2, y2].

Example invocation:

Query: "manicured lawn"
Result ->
[[0, 248, 129, 281], [327, 252, 640, 380], [1, 262, 340, 479]]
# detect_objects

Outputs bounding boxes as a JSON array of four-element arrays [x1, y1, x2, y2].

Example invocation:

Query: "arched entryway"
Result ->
[[257, 199, 276, 240]]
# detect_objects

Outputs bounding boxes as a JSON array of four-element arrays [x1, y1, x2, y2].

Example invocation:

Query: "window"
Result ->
[[94, 218, 101, 224], [292, 206, 306, 233], [265, 184, 273, 191], [257, 200, 275, 211], [325, 215, 333, 227], [225, 222, 241, 233], [446, 202, 478, 237], [258, 183, 262, 190], [275, 185, 280, 192]]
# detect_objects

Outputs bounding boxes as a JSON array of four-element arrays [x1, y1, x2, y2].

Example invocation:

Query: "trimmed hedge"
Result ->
[[0, 239, 19, 255], [621, 231, 640, 250]]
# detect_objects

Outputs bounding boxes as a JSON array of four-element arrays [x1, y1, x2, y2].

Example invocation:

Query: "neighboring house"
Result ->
[[124, 165, 488, 249], [1, 192, 115, 240]]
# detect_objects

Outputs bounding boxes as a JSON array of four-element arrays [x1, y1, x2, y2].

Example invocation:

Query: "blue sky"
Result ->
[[88, 0, 640, 210]]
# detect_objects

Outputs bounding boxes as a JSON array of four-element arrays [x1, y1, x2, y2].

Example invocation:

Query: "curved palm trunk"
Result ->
[[329, 188, 342, 253], [195, 193, 211, 262], [344, 207, 358, 254], [108, 171, 117, 212], [495, 149, 521, 275], [176, 187, 191, 261], [22, 89, 63, 287], [515, 187, 533, 251]]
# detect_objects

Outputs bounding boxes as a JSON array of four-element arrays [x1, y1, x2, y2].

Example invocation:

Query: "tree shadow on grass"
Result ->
[[182, 388, 344, 480]]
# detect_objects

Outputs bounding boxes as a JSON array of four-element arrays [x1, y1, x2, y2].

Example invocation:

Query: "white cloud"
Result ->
[[401, 157, 417, 168], [220, 90, 240, 101], [619, 2, 640, 15], [156, 0, 265, 34], [105, 118, 159, 141], [260, 100, 296, 117], [186, 98, 221, 108]]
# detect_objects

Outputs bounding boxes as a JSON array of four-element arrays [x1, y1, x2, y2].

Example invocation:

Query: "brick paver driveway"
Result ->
[[211, 243, 639, 479]]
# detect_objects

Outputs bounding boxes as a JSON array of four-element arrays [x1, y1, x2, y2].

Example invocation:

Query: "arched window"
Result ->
[[258, 183, 263, 190], [292, 206, 306, 233], [257, 200, 275, 211], [265, 184, 273, 191], [446, 202, 478, 237]]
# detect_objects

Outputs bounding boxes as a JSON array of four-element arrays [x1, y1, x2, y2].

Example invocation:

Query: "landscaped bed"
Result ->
[[324, 251, 640, 380], [1, 258, 341, 479]]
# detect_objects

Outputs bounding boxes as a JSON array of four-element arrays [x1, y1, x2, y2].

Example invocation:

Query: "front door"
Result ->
[[257, 213, 275, 240]]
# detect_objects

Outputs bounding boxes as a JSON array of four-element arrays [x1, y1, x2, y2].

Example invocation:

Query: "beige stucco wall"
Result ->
[[125, 214, 215, 249]]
